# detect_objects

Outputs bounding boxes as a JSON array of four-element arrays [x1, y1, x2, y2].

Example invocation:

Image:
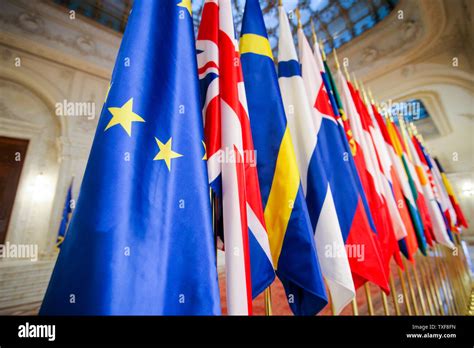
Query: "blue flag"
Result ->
[[40, 0, 221, 315], [240, 0, 328, 315], [56, 178, 73, 249]]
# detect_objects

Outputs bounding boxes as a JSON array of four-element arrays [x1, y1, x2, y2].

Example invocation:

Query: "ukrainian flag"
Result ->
[[240, 0, 327, 315]]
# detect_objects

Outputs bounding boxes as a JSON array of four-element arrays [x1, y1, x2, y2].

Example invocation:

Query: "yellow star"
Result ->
[[105, 98, 145, 136], [154, 137, 183, 171], [177, 0, 192, 15], [202, 140, 207, 160]]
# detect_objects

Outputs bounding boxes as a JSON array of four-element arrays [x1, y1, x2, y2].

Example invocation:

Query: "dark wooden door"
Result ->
[[0, 136, 29, 244]]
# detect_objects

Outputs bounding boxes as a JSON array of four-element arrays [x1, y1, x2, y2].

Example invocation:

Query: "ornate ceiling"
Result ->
[[52, 0, 399, 56]]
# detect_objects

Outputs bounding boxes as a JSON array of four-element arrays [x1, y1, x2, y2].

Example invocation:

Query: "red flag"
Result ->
[[373, 108, 419, 261], [346, 84, 402, 276]]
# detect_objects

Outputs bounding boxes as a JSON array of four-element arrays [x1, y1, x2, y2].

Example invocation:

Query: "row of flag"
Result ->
[[40, 0, 468, 315]]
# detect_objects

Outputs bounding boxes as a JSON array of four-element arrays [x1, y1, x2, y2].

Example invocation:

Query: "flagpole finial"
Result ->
[[311, 20, 317, 44], [296, 8, 302, 29], [333, 48, 341, 71], [319, 39, 327, 61], [368, 88, 375, 105], [360, 80, 370, 106], [398, 112, 406, 128], [352, 73, 359, 90], [343, 58, 351, 82]]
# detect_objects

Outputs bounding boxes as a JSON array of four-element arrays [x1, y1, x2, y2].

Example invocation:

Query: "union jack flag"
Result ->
[[197, 0, 274, 315]]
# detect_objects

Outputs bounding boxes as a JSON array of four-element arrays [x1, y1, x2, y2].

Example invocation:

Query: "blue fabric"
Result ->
[[277, 60, 301, 78], [241, 0, 327, 315], [40, 0, 220, 315], [56, 179, 73, 246]]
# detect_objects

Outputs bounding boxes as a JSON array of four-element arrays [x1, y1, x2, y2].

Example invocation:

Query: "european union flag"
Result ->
[[40, 0, 221, 315]]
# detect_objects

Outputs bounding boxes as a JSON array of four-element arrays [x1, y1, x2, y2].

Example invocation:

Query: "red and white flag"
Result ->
[[197, 0, 274, 315], [397, 120, 436, 246], [373, 108, 420, 261], [366, 101, 408, 243], [338, 74, 402, 276], [409, 134, 454, 248]]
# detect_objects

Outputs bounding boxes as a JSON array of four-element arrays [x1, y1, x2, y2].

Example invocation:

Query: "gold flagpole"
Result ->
[[441, 247, 459, 314], [326, 283, 336, 316], [319, 39, 326, 61], [352, 73, 360, 91], [311, 19, 317, 47], [417, 255, 435, 315], [451, 245, 469, 314], [425, 252, 444, 314], [398, 267, 413, 315], [412, 261, 428, 315], [432, 258, 450, 315], [445, 245, 467, 314], [333, 48, 340, 71], [352, 298, 359, 316], [434, 253, 452, 315], [295, 7, 301, 29], [434, 250, 452, 315], [456, 235, 471, 295], [435, 247, 455, 315], [423, 254, 443, 314], [444, 246, 463, 313], [334, 47, 350, 83], [453, 235, 470, 311], [365, 283, 375, 315], [381, 291, 390, 315], [438, 246, 459, 314], [264, 287, 273, 316], [403, 259, 420, 315], [389, 274, 401, 315]]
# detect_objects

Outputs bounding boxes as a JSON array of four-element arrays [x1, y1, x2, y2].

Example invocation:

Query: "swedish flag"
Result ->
[[40, 0, 220, 315], [240, 0, 327, 315]]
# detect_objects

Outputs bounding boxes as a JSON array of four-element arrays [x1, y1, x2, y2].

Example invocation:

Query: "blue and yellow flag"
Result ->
[[240, 0, 327, 315], [40, 0, 220, 315]]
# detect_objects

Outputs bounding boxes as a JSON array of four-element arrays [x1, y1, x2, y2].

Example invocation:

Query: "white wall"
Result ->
[[0, 0, 121, 256]]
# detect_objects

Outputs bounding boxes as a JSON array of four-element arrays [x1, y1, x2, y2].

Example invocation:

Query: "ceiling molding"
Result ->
[[0, 0, 118, 79], [325, 0, 455, 83]]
